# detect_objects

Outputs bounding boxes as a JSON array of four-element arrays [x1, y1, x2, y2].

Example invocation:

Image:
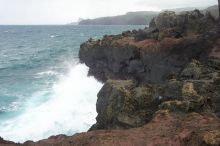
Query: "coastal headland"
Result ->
[[1, 9, 220, 146]]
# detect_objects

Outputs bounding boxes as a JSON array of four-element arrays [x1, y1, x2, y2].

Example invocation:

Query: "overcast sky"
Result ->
[[0, 0, 217, 25]]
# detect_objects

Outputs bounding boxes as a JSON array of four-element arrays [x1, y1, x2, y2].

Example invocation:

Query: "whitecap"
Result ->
[[0, 102, 21, 112], [37, 70, 58, 76], [49, 34, 61, 38], [50, 35, 56, 38]]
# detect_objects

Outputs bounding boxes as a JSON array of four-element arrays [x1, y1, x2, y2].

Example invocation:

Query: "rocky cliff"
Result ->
[[79, 10, 218, 83], [79, 9, 220, 144], [1, 9, 220, 146]]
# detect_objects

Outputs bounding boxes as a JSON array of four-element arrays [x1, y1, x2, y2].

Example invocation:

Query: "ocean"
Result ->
[[0, 25, 144, 142]]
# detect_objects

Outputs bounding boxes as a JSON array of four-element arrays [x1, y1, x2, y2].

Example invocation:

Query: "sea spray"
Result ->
[[0, 64, 103, 142]]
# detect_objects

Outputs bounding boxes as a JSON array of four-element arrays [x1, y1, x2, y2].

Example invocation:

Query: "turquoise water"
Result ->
[[0, 25, 144, 142]]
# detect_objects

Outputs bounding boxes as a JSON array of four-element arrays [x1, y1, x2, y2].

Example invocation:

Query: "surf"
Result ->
[[0, 64, 103, 143]]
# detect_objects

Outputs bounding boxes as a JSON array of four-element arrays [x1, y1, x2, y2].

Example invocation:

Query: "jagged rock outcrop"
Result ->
[[90, 80, 170, 130], [90, 71, 219, 130], [79, 30, 219, 84], [79, 9, 219, 84]]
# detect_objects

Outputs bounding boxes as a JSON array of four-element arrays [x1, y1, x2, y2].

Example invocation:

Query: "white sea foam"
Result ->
[[49, 35, 61, 38], [50, 35, 56, 38], [0, 64, 103, 142], [37, 70, 58, 76], [0, 102, 20, 112]]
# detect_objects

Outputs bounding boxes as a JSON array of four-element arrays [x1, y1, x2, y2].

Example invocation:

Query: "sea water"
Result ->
[[0, 25, 144, 142]]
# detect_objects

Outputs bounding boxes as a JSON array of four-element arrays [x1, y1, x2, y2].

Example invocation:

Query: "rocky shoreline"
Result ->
[[1, 9, 220, 146]]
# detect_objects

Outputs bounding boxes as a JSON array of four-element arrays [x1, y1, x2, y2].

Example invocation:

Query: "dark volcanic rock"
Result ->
[[79, 33, 219, 84], [91, 80, 162, 130], [91, 76, 219, 130], [79, 9, 219, 84]]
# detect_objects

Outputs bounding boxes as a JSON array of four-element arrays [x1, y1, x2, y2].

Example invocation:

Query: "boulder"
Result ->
[[155, 11, 178, 31], [180, 60, 203, 80], [134, 27, 159, 41], [91, 80, 162, 130], [150, 10, 217, 39]]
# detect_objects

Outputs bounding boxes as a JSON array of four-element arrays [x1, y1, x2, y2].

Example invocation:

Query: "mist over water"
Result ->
[[0, 25, 145, 142]]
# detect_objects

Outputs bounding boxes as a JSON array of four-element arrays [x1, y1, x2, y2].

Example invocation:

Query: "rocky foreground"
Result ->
[[1, 10, 220, 146]]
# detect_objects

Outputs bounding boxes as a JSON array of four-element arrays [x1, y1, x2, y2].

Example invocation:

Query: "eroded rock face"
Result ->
[[108, 80, 215, 126], [89, 63, 219, 130], [79, 29, 219, 84], [79, 9, 219, 85]]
